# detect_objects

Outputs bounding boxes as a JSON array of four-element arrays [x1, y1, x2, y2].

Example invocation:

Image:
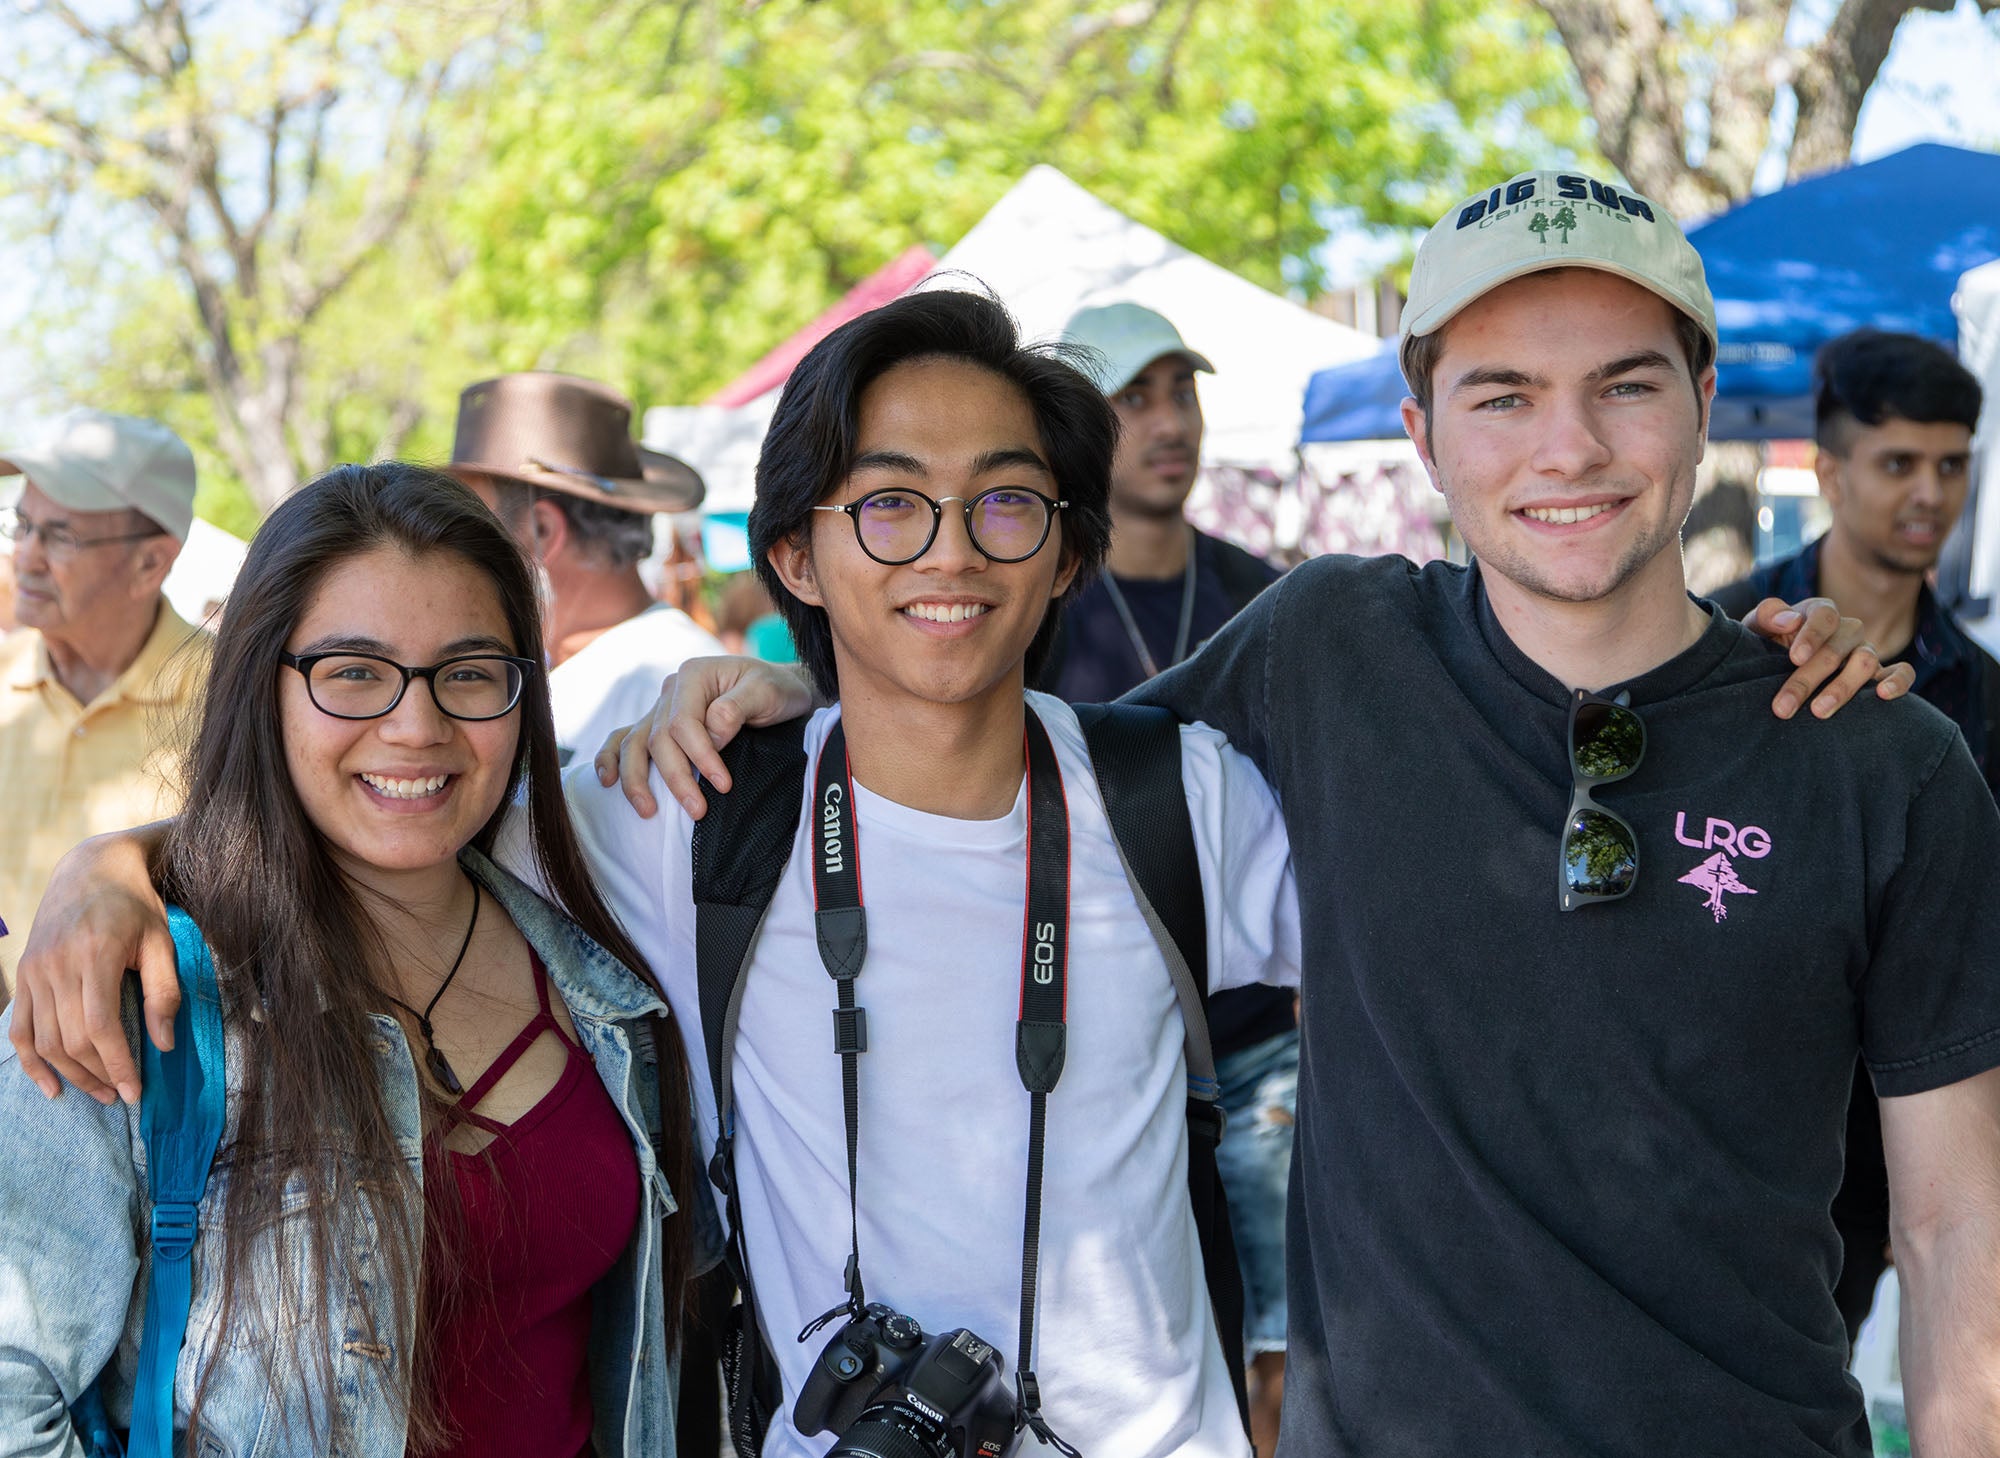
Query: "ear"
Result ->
[[132, 536, 181, 596], [1814, 446, 1845, 509], [768, 532, 824, 608], [1693, 365, 1718, 466], [527, 498, 569, 563], [1050, 541, 1082, 601], [1401, 397, 1443, 493]]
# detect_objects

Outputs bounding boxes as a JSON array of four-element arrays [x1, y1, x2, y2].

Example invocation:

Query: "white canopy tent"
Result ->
[[161, 517, 247, 627], [646, 165, 1382, 528], [1956, 257, 2000, 656], [928, 165, 1379, 469]]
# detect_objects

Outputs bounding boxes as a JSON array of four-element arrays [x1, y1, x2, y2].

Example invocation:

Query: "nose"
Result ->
[[1140, 397, 1188, 445], [376, 675, 455, 746], [12, 522, 47, 572], [1906, 464, 1946, 509], [917, 497, 988, 572], [1529, 395, 1615, 481]]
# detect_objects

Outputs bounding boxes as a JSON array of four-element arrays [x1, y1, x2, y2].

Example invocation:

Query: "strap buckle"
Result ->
[[151, 1200, 200, 1261], [832, 1006, 869, 1056]]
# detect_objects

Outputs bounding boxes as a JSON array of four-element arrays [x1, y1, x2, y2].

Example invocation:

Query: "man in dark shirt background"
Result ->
[[1044, 299, 1296, 1455], [1711, 328, 1997, 1351]]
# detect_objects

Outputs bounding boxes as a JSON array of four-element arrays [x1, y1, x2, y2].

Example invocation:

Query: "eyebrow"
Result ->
[[1584, 350, 1678, 383], [1447, 350, 1680, 399], [848, 450, 927, 477], [298, 633, 514, 657], [1448, 366, 1544, 398], [971, 447, 1053, 477], [846, 447, 1052, 478]]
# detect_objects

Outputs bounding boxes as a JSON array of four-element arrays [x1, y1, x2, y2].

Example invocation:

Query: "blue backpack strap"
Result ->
[[127, 906, 227, 1458]]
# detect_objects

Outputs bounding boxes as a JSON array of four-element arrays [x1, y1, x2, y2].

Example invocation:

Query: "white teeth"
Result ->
[[903, 602, 991, 623], [359, 772, 449, 800], [1523, 503, 1615, 525]]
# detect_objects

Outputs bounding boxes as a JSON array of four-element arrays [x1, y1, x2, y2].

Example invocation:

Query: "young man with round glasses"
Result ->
[[589, 183, 1996, 1454], [562, 290, 1305, 1455]]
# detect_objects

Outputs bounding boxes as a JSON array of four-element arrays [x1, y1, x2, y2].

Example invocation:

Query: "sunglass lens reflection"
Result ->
[[1572, 702, 1644, 781], [1563, 808, 1638, 899]]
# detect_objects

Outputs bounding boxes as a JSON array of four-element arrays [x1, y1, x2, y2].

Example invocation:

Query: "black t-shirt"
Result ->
[[1042, 530, 1294, 1053], [1133, 553, 2000, 1457]]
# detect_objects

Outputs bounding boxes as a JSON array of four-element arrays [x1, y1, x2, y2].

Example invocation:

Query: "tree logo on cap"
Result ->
[[1528, 206, 1577, 246]]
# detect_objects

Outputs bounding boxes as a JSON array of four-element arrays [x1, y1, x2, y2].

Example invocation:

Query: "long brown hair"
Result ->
[[159, 462, 695, 1446]]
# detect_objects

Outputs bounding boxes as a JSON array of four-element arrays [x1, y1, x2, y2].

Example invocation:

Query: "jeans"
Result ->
[[1213, 1027, 1299, 1355]]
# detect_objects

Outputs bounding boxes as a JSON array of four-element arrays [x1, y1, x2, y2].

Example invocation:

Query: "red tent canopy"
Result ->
[[706, 244, 938, 407]]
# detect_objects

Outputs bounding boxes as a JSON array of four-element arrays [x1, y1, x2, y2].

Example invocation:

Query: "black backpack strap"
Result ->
[[1073, 701, 1252, 1435], [690, 715, 811, 1454]]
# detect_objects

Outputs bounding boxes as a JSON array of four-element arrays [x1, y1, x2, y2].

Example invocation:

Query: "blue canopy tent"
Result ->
[[1300, 143, 2000, 444]]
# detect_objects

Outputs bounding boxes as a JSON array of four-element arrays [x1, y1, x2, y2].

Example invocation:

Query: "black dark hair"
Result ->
[[748, 288, 1116, 700], [1814, 328, 1983, 454]]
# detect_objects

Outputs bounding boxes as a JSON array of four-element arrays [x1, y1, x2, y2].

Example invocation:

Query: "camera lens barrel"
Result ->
[[826, 1401, 956, 1458]]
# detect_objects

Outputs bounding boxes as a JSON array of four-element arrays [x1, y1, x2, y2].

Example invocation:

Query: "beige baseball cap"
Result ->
[[0, 408, 197, 540], [1401, 170, 1717, 353], [1059, 302, 1216, 396]]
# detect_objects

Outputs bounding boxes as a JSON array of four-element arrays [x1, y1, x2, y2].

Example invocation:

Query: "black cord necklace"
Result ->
[[385, 880, 481, 1095]]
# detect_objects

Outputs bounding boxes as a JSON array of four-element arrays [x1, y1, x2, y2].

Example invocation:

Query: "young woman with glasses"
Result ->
[[0, 462, 695, 1456]]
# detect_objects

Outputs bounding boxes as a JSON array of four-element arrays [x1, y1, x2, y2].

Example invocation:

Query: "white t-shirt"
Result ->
[[547, 604, 723, 763], [533, 692, 1299, 1458]]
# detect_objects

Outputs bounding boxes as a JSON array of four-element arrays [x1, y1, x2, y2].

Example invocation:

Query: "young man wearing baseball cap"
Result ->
[[0, 409, 208, 993], [1125, 172, 2000, 1453], [597, 176, 2000, 1454]]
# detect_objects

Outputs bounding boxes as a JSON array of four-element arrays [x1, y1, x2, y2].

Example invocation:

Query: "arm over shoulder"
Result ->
[[0, 1006, 145, 1455], [1177, 724, 1300, 995]]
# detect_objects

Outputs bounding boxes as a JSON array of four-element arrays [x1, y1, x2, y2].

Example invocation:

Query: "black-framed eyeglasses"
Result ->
[[1559, 687, 1646, 911], [280, 651, 536, 722], [813, 485, 1069, 566], [2, 511, 163, 562]]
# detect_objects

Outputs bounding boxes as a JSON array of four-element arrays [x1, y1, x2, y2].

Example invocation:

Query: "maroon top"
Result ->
[[424, 951, 641, 1458]]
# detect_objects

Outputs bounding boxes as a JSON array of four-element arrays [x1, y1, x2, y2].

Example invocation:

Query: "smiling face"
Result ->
[[1818, 415, 1973, 575], [1107, 354, 1204, 520], [280, 545, 523, 892], [1403, 269, 1715, 608], [768, 356, 1078, 714]]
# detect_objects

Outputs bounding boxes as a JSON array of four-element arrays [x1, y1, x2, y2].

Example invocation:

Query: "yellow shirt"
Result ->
[[0, 601, 212, 990]]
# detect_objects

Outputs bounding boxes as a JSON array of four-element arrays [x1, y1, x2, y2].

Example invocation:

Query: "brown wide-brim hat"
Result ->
[[448, 371, 704, 513]]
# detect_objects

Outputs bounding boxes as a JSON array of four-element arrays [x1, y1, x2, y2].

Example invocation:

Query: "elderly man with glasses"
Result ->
[[0, 409, 209, 994]]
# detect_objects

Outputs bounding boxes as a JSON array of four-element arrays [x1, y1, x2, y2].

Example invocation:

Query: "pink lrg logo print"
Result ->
[[1673, 814, 1769, 923]]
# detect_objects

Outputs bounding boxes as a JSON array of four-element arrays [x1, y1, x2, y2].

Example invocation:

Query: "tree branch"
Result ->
[[1535, 0, 1703, 217], [291, 65, 444, 323], [1789, 0, 1964, 180]]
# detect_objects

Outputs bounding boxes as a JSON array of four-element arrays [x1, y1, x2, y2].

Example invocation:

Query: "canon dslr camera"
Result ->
[[794, 1302, 1023, 1458]]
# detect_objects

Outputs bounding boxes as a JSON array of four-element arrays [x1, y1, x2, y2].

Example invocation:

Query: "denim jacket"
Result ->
[[0, 848, 683, 1457]]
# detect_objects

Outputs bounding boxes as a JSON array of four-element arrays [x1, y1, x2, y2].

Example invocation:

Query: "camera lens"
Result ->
[[826, 1399, 954, 1458]]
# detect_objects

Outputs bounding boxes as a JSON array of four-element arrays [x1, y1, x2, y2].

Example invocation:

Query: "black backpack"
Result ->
[[690, 702, 1251, 1454]]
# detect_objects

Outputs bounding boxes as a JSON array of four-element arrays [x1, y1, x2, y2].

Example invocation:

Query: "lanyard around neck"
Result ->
[[805, 706, 1077, 1451], [1100, 526, 1199, 680]]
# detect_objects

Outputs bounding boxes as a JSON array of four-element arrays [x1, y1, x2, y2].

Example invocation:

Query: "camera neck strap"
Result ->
[[804, 706, 1079, 1455]]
